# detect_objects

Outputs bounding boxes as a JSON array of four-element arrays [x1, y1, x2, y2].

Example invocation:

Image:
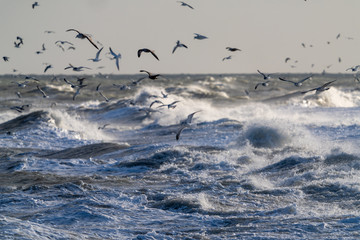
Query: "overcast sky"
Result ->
[[0, 0, 359, 75]]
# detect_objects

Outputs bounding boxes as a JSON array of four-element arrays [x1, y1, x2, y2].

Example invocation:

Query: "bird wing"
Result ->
[[137, 49, 143, 58], [84, 35, 99, 49], [96, 83, 101, 92], [278, 77, 296, 84], [186, 111, 201, 124], [115, 58, 120, 70], [66, 29, 80, 34], [257, 70, 266, 78], [150, 50, 159, 60], [176, 125, 188, 141], [95, 47, 103, 58], [172, 45, 178, 54], [298, 75, 312, 84]]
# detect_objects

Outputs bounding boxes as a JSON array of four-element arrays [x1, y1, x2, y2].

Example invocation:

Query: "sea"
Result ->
[[1, 73, 360, 239]]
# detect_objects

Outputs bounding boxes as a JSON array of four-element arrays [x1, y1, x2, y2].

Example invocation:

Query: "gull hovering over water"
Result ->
[[257, 70, 271, 80], [254, 81, 270, 90], [64, 64, 91, 72], [109, 47, 121, 70], [137, 48, 159, 61], [149, 100, 164, 108], [194, 33, 208, 40], [177, 1, 194, 9], [346, 65, 360, 72], [176, 111, 201, 141], [278, 75, 312, 87], [73, 85, 87, 101], [88, 47, 103, 62], [301, 80, 337, 94], [66, 29, 99, 49], [37, 85, 49, 98], [139, 70, 161, 80], [158, 101, 180, 109], [96, 83, 109, 102], [172, 40, 188, 54]]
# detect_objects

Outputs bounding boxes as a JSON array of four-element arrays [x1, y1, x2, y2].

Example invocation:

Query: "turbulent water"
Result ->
[[1, 73, 360, 239]]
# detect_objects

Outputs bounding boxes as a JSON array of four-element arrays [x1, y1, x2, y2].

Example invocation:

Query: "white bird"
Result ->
[[176, 111, 201, 140], [37, 85, 49, 98], [161, 91, 168, 98], [257, 70, 271, 80], [172, 40, 188, 54], [149, 100, 164, 108], [158, 101, 180, 109], [64, 64, 91, 72], [66, 29, 99, 49], [346, 65, 360, 72], [96, 83, 109, 102], [73, 85, 87, 101], [278, 75, 312, 87], [255, 81, 270, 90], [88, 47, 103, 62], [194, 33, 208, 40], [301, 80, 337, 94], [109, 47, 121, 70], [177, 1, 194, 9]]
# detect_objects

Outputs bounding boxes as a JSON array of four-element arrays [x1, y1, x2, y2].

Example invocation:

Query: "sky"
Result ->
[[1, 0, 360, 75]]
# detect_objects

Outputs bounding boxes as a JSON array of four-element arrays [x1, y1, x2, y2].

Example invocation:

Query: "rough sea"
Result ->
[[1, 73, 360, 239]]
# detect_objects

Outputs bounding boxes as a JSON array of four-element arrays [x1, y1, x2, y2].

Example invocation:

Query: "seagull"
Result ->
[[14, 41, 21, 48], [73, 85, 87, 101], [226, 47, 241, 52], [254, 81, 270, 90], [139, 70, 161, 80], [16, 36, 23, 45], [25, 76, 39, 82], [98, 124, 110, 130], [109, 47, 121, 70], [32, 2, 39, 9], [35, 51, 43, 55], [64, 64, 91, 72], [55, 40, 74, 46], [66, 29, 99, 49], [194, 33, 208, 40], [44, 30, 55, 34], [301, 80, 337, 94], [44, 64, 53, 73], [42, 43, 46, 51], [176, 111, 201, 141], [63, 78, 83, 88], [3, 56, 9, 62], [158, 100, 180, 109], [96, 83, 109, 102], [222, 55, 232, 61], [77, 77, 86, 86], [257, 70, 271, 80], [336, 33, 341, 39], [172, 40, 188, 54], [285, 57, 291, 63], [177, 1, 194, 9], [346, 65, 360, 72], [137, 48, 159, 61], [37, 85, 49, 98], [278, 75, 312, 87], [88, 47, 103, 62], [10, 104, 30, 113], [161, 91, 168, 98], [15, 92, 22, 98], [149, 100, 164, 108], [12, 81, 29, 88]]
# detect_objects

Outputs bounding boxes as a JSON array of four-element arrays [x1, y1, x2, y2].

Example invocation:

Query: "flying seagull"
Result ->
[[194, 33, 208, 40], [158, 100, 180, 109], [226, 47, 241, 52], [88, 47, 103, 62], [254, 81, 270, 90], [137, 48, 159, 61], [73, 85, 87, 101], [257, 69, 271, 80], [346, 65, 360, 72], [177, 1, 194, 9], [109, 47, 121, 70], [176, 111, 201, 140], [149, 100, 164, 108], [32, 2, 39, 9], [139, 70, 161, 80], [96, 83, 109, 102], [278, 75, 312, 87], [222, 55, 232, 61], [66, 29, 99, 49], [172, 40, 188, 54], [64, 64, 91, 72], [44, 64, 53, 73], [301, 80, 337, 94], [3, 56, 9, 62], [37, 85, 49, 98]]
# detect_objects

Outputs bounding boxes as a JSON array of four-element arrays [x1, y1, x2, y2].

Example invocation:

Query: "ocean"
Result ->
[[1, 73, 360, 239]]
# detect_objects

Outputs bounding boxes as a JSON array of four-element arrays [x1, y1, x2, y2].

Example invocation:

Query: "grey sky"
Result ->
[[1, 0, 359, 75]]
